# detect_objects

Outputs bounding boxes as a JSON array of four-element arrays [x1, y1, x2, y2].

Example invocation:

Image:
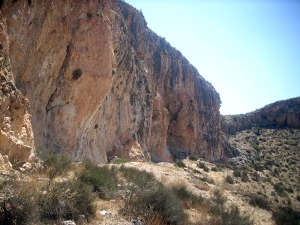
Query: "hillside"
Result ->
[[222, 97, 300, 135]]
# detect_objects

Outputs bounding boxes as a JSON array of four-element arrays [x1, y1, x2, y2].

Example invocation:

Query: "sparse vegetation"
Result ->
[[120, 166, 188, 224], [211, 166, 219, 172], [79, 160, 119, 199], [72, 68, 82, 80], [198, 162, 210, 172], [253, 127, 261, 136], [175, 159, 186, 168], [189, 154, 198, 161], [248, 193, 270, 210], [225, 175, 234, 184], [96, 11, 103, 18], [273, 182, 286, 196], [0, 181, 39, 224], [200, 176, 215, 184], [233, 169, 241, 177], [273, 206, 300, 225], [87, 12, 93, 19], [209, 190, 252, 225], [41, 151, 72, 180], [38, 180, 95, 222], [0, 169, 95, 224], [241, 170, 249, 182], [253, 143, 261, 152], [111, 157, 128, 164], [0, 126, 299, 224], [171, 185, 204, 208], [112, 68, 117, 75]]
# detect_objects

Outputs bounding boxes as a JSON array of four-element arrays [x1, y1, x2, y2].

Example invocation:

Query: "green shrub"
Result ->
[[41, 151, 72, 180], [38, 180, 95, 222], [198, 162, 210, 172], [253, 144, 261, 152], [72, 68, 82, 80], [241, 171, 249, 182], [87, 12, 93, 19], [248, 194, 270, 210], [219, 204, 252, 225], [188, 154, 198, 161], [0, 179, 95, 224], [203, 165, 210, 172], [200, 176, 215, 184], [233, 169, 241, 178], [198, 162, 205, 168], [252, 171, 261, 182], [120, 167, 188, 224], [273, 206, 300, 225], [112, 68, 117, 75], [96, 11, 103, 17], [119, 166, 156, 189], [171, 185, 204, 208], [274, 182, 286, 196], [79, 160, 119, 199], [175, 159, 186, 168], [253, 127, 261, 136], [209, 190, 252, 225], [225, 175, 234, 184], [211, 166, 220, 172], [111, 157, 127, 164], [124, 182, 187, 224], [0, 181, 39, 224]]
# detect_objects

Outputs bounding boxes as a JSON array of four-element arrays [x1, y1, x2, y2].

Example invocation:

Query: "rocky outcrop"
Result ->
[[222, 97, 300, 135], [0, 38, 34, 162], [0, 0, 230, 163]]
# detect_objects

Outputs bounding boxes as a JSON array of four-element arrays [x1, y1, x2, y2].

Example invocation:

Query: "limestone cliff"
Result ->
[[0, 37, 34, 163], [0, 0, 228, 163], [222, 97, 300, 135]]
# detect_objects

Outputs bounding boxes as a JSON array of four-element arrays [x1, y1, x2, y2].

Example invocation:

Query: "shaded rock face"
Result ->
[[1, 0, 226, 163], [0, 39, 34, 162], [222, 97, 300, 135]]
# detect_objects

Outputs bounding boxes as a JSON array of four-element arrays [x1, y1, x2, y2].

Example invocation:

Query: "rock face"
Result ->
[[0, 33, 34, 162], [222, 97, 300, 135], [1, 0, 229, 163]]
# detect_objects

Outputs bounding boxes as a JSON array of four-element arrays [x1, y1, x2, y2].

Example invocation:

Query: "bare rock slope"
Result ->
[[0, 0, 228, 163]]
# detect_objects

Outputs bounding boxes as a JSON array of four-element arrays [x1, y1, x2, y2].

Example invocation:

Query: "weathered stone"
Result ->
[[0, 0, 234, 163], [0, 21, 34, 163], [222, 97, 300, 135]]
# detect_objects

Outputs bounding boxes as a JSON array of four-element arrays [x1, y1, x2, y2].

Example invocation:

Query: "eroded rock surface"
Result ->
[[0, 26, 34, 162], [1, 0, 232, 163]]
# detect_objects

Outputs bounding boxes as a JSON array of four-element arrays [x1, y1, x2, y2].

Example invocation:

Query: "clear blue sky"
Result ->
[[125, 0, 300, 115]]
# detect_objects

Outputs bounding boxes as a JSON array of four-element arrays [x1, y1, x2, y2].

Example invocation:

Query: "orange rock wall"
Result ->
[[1, 0, 227, 163]]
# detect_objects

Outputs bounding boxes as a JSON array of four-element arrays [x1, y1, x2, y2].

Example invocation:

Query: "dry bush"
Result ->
[[0, 180, 40, 224], [38, 180, 95, 222]]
